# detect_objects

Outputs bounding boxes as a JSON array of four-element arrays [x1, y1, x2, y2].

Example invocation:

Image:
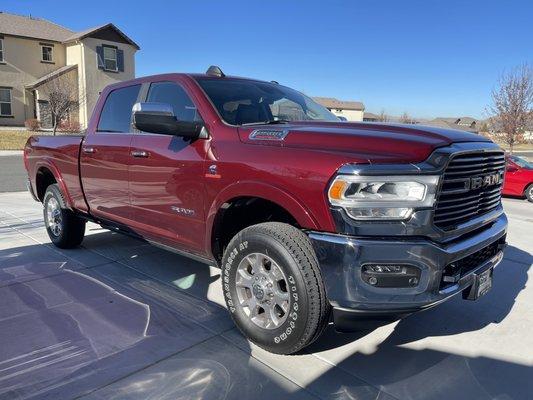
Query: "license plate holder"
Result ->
[[463, 267, 493, 301]]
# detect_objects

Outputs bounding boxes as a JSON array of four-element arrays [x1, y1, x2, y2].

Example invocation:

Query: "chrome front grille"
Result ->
[[434, 151, 505, 230]]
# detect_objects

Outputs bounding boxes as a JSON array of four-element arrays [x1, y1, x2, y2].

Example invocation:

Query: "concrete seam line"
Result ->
[[217, 333, 324, 400], [311, 352, 403, 400], [71, 327, 236, 400]]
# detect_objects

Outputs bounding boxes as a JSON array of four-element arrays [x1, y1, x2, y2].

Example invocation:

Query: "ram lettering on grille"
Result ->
[[434, 151, 505, 230]]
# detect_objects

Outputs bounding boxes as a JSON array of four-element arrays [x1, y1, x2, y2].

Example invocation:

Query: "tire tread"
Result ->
[[227, 222, 330, 354]]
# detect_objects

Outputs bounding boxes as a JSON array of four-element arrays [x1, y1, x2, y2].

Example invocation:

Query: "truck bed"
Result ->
[[24, 135, 88, 212]]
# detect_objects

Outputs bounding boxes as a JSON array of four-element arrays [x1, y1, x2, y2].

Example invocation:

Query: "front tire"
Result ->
[[525, 184, 533, 202], [43, 184, 86, 248], [221, 222, 330, 354]]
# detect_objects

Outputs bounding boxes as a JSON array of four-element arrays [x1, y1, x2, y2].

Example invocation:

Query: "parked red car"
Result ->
[[503, 155, 533, 202]]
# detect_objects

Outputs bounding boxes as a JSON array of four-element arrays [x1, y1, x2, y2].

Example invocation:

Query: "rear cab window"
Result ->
[[97, 84, 141, 133]]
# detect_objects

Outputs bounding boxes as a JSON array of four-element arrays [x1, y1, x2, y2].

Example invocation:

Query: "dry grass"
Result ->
[[0, 129, 81, 150], [0, 130, 36, 150]]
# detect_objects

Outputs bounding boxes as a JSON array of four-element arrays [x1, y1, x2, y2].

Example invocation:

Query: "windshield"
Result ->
[[195, 77, 339, 125], [509, 155, 533, 169]]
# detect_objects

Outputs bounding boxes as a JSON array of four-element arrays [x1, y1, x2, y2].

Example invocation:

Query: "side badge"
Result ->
[[249, 129, 289, 141], [171, 206, 195, 216]]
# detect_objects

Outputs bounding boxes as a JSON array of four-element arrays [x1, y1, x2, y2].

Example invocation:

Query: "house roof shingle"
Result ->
[[25, 64, 78, 89], [312, 97, 365, 111], [63, 23, 140, 50], [426, 117, 479, 133], [0, 12, 73, 42], [363, 112, 380, 120], [0, 12, 139, 49]]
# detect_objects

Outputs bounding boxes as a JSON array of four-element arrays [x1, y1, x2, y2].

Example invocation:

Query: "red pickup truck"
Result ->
[[24, 67, 508, 354]]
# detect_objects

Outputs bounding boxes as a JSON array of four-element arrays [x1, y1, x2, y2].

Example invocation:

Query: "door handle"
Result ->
[[82, 146, 96, 154], [131, 150, 149, 158]]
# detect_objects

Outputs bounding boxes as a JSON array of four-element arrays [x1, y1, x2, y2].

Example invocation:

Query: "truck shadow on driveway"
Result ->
[[0, 233, 531, 399], [303, 245, 532, 399]]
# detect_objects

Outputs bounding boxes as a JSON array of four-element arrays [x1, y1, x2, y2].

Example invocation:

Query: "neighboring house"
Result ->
[[312, 96, 365, 121], [426, 116, 480, 133], [363, 112, 380, 122], [0, 12, 139, 129]]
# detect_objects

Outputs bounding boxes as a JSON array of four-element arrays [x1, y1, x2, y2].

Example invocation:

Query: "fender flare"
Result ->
[[34, 159, 74, 208], [205, 181, 319, 256]]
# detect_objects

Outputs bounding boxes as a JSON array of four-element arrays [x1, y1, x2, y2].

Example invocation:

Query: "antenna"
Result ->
[[206, 65, 225, 78]]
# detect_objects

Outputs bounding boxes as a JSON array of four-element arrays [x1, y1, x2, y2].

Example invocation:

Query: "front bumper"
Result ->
[[308, 213, 507, 330]]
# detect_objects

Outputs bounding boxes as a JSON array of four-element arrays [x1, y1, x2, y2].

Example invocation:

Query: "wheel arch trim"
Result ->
[[205, 181, 320, 258]]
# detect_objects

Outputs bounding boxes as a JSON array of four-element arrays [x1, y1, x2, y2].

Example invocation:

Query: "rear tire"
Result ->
[[525, 184, 533, 202], [221, 222, 330, 354], [43, 184, 86, 249]]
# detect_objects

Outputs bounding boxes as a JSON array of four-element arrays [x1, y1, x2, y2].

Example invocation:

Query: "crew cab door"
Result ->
[[128, 80, 209, 254], [80, 84, 141, 223]]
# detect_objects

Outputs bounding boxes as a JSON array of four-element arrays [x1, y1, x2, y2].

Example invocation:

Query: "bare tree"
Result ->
[[377, 109, 389, 122], [38, 70, 81, 135], [399, 112, 416, 124], [489, 64, 533, 153]]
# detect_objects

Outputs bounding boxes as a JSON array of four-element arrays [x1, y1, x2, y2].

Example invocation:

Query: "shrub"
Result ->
[[57, 121, 81, 133], [24, 119, 40, 131]]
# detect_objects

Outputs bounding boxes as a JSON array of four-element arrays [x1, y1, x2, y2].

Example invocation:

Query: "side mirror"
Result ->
[[132, 102, 204, 139]]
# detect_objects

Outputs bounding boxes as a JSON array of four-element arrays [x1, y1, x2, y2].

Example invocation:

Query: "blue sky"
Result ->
[[3, 0, 532, 118]]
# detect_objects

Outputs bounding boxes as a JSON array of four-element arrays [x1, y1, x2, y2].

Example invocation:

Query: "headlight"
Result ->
[[328, 175, 439, 220]]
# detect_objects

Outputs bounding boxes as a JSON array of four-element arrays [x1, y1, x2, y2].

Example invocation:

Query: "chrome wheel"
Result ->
[[235, 253, 290, 329], [46, 197, 62, 237]]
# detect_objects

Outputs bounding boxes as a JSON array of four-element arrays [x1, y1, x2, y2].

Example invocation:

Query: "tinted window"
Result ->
[[147, 82, 201, 122], [97, 84, 141, 133]]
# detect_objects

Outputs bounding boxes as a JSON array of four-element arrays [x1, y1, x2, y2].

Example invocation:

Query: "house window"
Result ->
[[103, 46, 118, 71], [0, 88, 13, 117], [41, 45, 53, 62], [0, 38, 4, 62]]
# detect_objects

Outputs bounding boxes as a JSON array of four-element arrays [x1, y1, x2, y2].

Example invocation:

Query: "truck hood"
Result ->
[[238, 121, 492, 163]]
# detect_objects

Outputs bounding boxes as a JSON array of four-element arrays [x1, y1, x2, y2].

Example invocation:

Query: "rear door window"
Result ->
[[97, 84, 141, 133]]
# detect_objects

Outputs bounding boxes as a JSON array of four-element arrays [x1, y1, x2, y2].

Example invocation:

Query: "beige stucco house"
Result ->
[[312, 97, 365, 121], [0, 12, 139, 129]]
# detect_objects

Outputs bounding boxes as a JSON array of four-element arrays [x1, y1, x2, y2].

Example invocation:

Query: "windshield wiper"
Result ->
[[241, 119, 291, 126]]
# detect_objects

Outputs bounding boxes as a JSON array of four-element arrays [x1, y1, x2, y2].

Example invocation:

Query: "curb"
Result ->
[[0, 150, 23, 156]]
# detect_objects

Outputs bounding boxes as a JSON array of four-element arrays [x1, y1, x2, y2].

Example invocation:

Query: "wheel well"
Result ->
[[35, 168, 57, 201], [211, 197, 298, 264]]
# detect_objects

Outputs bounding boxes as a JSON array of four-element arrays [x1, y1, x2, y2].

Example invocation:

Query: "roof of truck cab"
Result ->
[[102, 73, 276, 92]]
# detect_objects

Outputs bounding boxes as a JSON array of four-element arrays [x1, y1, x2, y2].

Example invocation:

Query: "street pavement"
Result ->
[[0, 191, 531, 399]]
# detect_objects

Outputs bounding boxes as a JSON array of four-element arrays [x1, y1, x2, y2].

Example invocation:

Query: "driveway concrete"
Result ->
[[0, 155, 26, 193], [0, 192, 531, 400]]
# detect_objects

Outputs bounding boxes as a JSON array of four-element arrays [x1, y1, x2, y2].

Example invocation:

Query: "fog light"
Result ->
[[362, 264, 421, 288]]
